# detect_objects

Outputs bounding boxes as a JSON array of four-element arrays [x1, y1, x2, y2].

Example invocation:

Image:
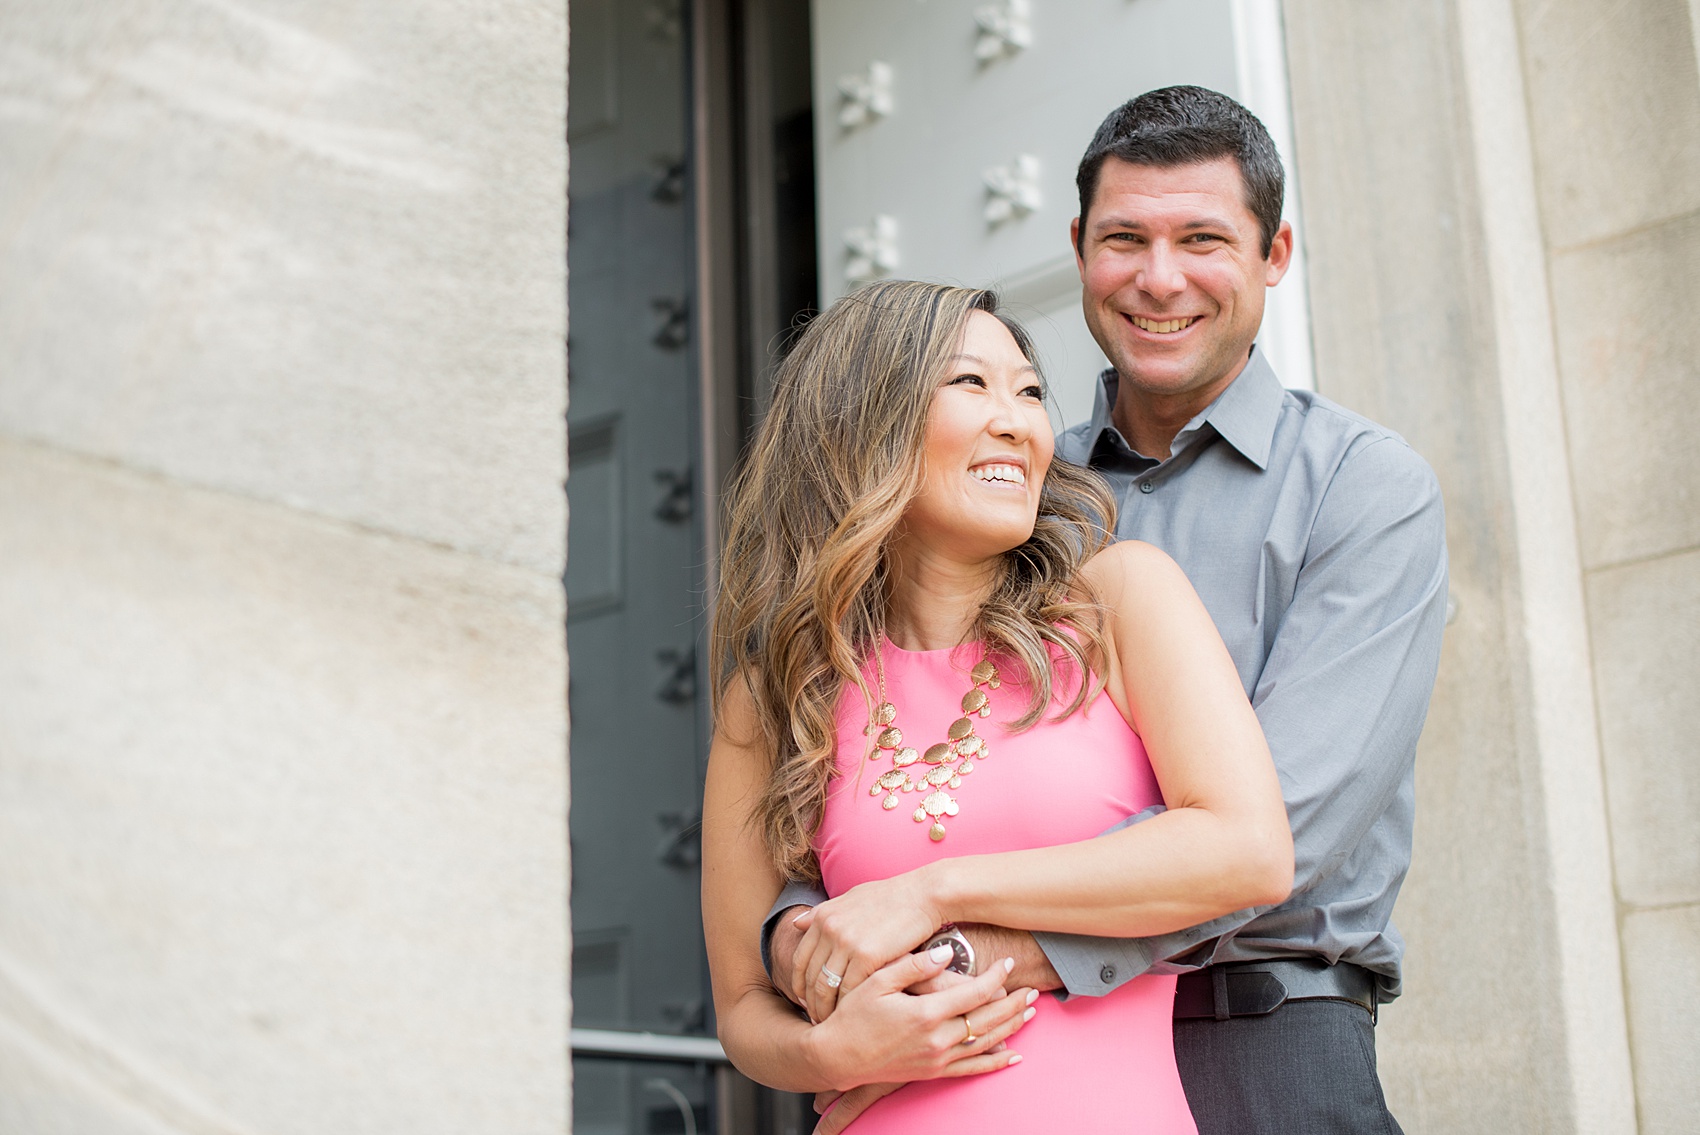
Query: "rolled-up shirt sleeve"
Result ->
[[1037, 437, 1448, 996]]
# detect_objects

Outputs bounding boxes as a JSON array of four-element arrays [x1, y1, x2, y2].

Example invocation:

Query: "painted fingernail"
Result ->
[[1022, 1006, 1036, 1022], [1002, 957, 1015, 974], [929, 943, 954, 963], [1025, 988, 1040, 1006], [1007, 1054, 1023, 1065]]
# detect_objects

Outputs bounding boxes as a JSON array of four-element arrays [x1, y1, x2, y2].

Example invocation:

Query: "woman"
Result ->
[[701, 281, 1291, 1131]]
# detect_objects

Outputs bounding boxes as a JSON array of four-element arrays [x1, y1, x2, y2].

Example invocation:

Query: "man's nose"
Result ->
[[1136, 241, 1186, 301]]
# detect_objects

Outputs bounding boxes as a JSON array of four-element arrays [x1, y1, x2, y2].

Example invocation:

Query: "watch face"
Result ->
[[932, 933, 973, 975]]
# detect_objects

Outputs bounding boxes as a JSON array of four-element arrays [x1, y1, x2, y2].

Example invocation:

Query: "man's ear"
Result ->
[[1264, 220, 1294, 286], [1071, 217, 1086, 278]]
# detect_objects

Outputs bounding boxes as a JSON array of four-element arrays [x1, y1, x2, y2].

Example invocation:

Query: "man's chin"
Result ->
[[1112, 362, 1208, 397]]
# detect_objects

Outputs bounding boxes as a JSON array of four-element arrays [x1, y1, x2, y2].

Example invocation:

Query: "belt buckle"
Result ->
[[1230, 968, 1288, 1017]]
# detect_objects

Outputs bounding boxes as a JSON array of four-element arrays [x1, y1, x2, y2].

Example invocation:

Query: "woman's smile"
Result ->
[[967, 460, 1029, 488]]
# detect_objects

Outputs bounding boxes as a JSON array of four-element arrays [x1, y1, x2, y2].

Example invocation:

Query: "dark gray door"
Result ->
[[568, 0, 712, 1130]]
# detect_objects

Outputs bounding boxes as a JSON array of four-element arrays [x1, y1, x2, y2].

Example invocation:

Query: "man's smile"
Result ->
[[1126, 314, 1203, 336]]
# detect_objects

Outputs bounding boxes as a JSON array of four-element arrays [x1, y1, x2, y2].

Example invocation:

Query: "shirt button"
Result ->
[[1100, 965, 1116, 984], [1139, 481, 1154, 494]]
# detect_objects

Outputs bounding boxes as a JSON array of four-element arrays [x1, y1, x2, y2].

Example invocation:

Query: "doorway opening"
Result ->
[[566, 0, 817, 1130]]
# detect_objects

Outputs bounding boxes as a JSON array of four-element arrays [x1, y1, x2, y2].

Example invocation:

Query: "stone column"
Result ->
[[1282, 0, 1655, 1128], [0, 3, 570, 1131]]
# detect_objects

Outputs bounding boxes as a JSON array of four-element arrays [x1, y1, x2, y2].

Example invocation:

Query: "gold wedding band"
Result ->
[[961, 1015, 976, 1045]]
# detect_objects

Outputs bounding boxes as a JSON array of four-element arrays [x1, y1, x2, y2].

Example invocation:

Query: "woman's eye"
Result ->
[[949, 373, 986, 388], [1022, 385, 1045, 400]]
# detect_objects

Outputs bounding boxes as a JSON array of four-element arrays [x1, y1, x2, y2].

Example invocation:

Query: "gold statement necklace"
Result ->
[[866, 643, 1000, 841]]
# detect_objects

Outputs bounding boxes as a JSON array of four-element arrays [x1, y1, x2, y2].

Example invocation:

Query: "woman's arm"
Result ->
[[702, 677, 1035, 1091], [928, 539, 1292, 927], [791, 542, 1293, 1018]]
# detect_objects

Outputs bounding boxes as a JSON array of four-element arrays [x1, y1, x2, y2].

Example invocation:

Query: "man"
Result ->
[[765, 85, 1446, 1134]]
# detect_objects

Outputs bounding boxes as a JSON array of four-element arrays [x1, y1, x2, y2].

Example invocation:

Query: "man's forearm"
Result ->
[[960, 924, 1062, 992], [780, 910, 1059, 1000]]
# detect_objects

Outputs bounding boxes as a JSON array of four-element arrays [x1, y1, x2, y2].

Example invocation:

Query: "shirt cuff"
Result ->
[[1032, 931, 1157, 999]]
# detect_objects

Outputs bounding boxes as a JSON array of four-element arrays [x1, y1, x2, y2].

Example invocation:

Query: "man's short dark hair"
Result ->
[[1076, 86, 1285, 259]]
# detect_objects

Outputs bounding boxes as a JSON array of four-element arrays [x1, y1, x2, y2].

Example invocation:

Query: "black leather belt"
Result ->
[[1173, 959, 1378, 1022]]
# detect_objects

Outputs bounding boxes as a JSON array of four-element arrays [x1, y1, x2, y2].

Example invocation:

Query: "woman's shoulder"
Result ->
[[1081, 538, 1187, 596]]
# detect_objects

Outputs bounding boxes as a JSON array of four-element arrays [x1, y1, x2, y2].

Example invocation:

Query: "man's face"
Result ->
[[1072, 156, 1292, 406]]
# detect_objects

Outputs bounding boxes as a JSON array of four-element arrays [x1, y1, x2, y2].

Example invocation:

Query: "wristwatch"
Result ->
[[919, 923, 976, 976]]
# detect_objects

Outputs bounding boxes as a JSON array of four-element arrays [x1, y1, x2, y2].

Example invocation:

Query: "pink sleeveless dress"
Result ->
[[814, 639, 1197, 1133]]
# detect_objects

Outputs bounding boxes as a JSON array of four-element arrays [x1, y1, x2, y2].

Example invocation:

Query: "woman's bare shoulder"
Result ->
[[1082, 539, 1188, 599]]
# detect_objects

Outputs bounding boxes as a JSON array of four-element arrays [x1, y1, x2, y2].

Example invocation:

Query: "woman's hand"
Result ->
[[803, 946, 1036, 1092], [789, 870, 944, 1022]]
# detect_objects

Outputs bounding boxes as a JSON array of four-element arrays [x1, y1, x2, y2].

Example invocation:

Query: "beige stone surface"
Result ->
[[1286, 2, 1637, 1129], [1622, 905, 1700, 1133], [0, 0, 567, 574], [0, 1017, 191, 1135], [1516, 0, 1700, 250], [1549, 212, 1700, 570], [0, 441, 568, 1134], [1588, 548, 1700, 907]]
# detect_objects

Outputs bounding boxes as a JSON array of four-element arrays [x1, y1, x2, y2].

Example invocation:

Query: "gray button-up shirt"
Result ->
[[1035, 348, 1447, 1001]]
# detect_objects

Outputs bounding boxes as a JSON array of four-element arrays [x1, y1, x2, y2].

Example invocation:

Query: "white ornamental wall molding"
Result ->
[[983, 154, 1042, 224], [837, 60, 895, 129], [974, 0, 1032, 63], [843, 215, 899, 284]]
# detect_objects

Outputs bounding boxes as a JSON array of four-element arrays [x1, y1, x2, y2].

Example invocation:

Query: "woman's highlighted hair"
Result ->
[[712, 280, 1116, 883]]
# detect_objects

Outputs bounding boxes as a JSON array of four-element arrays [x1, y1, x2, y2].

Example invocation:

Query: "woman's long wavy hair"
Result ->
[[712, 280, 1118, 883]]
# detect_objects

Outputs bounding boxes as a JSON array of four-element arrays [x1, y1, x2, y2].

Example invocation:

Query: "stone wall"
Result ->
[[1286, 0, 1698, 1129], [0, 2, 569, 1132], [1523, 0, 1700, 1128]]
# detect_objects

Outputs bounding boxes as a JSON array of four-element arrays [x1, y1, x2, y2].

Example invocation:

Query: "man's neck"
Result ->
[[1108, 357, 1249, 460]]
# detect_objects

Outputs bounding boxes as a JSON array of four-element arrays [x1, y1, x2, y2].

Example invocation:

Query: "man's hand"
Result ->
[[768, 905, 811, 1008]]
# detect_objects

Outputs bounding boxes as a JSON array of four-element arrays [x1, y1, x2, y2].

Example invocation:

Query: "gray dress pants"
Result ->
[[1173, 1000, 1405, 1135]]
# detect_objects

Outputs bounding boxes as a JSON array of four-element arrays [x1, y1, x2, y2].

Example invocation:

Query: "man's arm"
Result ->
[[771, 902, 1063, 1006], [761, 880, 827, 1002], [1035, 437, 1449, 995]]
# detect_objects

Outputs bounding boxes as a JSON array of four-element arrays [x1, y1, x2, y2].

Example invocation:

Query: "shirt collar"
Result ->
[[1086, 345, 1284, 471]]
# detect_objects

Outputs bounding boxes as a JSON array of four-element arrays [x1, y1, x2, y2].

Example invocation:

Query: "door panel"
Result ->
[[568, 0, 711, 1129]]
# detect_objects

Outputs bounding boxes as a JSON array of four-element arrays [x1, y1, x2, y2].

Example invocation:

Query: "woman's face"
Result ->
[[899, 310, 1055, 563]]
